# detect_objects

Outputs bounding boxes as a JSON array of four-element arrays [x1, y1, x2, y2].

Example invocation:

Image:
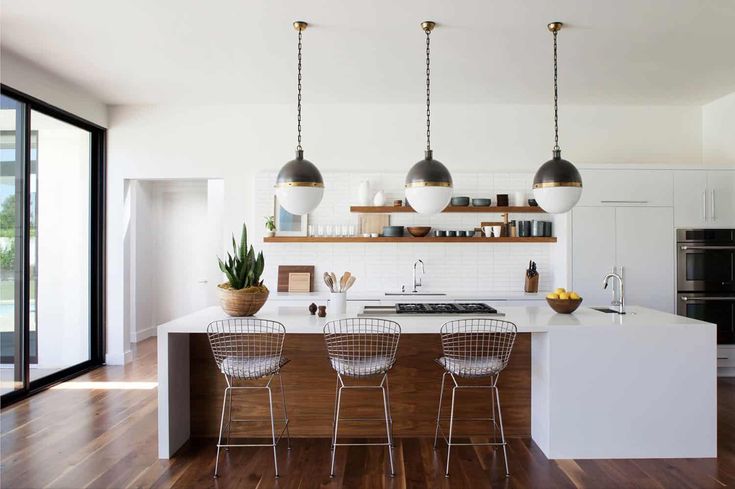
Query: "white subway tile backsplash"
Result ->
[[258, 171, 553, 293]]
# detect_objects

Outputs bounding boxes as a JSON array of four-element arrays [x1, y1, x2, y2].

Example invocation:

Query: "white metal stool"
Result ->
[[206, 318, 291, 478], [323, 317, 401, 478], [433, 318, 517, 477]]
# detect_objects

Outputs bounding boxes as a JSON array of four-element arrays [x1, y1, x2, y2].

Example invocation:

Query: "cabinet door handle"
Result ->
[[711, 189, 716, 221], [718, 357, 729, 360]]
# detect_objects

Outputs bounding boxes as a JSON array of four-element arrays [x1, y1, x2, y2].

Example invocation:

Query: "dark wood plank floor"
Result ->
[[1, 337, 734, 489]]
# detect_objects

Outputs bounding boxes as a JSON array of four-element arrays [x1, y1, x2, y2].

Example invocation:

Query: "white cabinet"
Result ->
[[572, 206, 675, 313], [571, 207, 616, 306], [615, 207, 675, 313], [577, 170, 673, 207], [674, 170, 735, 227], [709, 171, 735, 225]]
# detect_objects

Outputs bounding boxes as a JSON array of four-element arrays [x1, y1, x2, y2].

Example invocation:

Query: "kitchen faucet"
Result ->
[[412, 259, 425, 293], [602, 269, 625, 314]]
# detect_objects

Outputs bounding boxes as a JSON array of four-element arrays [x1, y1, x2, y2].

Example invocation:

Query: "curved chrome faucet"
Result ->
[[602, 270, 625, 314], [412, 259, 425, 293]]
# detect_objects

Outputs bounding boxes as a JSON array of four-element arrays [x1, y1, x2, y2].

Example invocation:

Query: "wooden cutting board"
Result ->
[[359, 214, 390, 235], [277, 265, 315, 292]]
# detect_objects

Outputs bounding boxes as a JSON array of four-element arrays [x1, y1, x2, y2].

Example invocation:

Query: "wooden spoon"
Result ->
[[330, 272, 338, 292], [343, 275, 356, 291], [339, 272, 351, 292], [323, 272, 334, 292]]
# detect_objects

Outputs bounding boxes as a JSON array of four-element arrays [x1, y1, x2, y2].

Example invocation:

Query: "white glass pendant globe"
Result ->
[[405, 186, 453, 215], [275, 185, 324, 216], [532, 186, 582, 214]]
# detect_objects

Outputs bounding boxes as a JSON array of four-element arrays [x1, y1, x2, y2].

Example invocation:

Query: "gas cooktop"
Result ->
[[395, 303, 498, 314]]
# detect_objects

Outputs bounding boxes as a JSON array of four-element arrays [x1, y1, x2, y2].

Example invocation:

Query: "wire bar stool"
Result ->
[[433, 318, 517, 477], [206, 318, 291, 478], [323, 317, 401, 478]]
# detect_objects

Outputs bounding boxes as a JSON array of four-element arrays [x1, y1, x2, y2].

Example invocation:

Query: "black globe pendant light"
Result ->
[[405, 21, 453, 215], [275, 21, 324, 215], [532, 22, 583, 214]]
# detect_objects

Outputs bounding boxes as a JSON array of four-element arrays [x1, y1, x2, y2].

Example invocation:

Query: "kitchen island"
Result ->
[[157, 305, 716, 461]]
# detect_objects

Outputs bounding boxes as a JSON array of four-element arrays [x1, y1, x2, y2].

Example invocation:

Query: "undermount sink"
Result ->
[[384, 292, 446, 296], [591, 307, 625, 314]]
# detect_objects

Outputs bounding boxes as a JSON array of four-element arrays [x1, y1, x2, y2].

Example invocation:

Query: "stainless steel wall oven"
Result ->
[[677, 229, 735, 344]]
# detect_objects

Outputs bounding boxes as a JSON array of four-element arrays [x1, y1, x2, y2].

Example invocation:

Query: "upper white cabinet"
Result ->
[[674, 170, 735, 227], [577, 170, 673, 207]]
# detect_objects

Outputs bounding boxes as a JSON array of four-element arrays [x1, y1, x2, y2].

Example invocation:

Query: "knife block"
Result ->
[[524, 274, 539, 293]]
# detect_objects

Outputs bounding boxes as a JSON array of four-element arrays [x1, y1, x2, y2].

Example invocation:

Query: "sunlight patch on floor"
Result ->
[[50, 381, 158, 390]]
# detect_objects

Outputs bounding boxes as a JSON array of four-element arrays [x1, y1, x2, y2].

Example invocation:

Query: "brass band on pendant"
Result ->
[[405, 181, 453, 188], [532, 181, 583, 189], [274, 181, 325, 188]]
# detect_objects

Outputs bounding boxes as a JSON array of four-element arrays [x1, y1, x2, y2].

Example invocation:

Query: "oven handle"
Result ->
[[679, 245, 735, 250], [680, 296, 735, 302]]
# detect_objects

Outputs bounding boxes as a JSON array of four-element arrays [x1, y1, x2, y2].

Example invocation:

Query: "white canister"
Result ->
[[373, 189, 386, 206], [329, 292, 347, 314], [358, 180, 372, 206]]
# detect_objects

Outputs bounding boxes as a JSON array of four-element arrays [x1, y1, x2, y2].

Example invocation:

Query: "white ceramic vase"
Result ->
[[358, 180, 371, 206], [373, 190, 386, 206]]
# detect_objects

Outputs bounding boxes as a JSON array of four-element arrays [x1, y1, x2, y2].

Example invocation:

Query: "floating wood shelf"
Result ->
[[264, 236, 556, 243], [350, 205, 546, 213]]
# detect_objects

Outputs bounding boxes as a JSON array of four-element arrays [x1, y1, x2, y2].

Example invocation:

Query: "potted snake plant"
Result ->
[[217, 223, 268, 316]]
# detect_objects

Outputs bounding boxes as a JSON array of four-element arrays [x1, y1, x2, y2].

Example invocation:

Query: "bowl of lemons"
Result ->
[[546, 288, 583, 314]]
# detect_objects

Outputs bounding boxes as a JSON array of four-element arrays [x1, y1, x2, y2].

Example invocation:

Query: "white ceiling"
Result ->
[[1, 0, 734, 106]]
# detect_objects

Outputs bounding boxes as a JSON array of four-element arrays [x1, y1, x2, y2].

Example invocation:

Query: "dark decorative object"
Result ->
[[451, 196, 470, 206], [496, 194, 509, 207], [528, 198, 538, 207], [309, 303, 317, 315], [317, 305, 327, 317]]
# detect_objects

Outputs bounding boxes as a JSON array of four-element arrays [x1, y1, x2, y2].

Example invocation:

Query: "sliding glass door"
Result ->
[[0, 86, 104, 403]]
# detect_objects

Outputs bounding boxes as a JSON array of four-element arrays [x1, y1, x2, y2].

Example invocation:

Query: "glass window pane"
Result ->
[[29, 110, 91, 381], [0, 94, 24, 395]]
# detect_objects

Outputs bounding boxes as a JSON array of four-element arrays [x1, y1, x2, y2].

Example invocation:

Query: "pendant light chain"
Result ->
[[425, 28, 431, 152], [552, 29, 560, 152], [297, 28, 303, 151]]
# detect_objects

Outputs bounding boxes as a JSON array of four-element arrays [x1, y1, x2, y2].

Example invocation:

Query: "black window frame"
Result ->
[[0, 84, 106, 406]]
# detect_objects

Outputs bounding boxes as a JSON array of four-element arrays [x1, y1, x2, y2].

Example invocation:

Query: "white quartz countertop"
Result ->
[[269, 291, 551, 301], [158, 304, 713, 335]]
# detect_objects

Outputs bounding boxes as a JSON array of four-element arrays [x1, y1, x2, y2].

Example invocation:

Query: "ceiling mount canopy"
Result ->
[[404, 20, 453, 215], [275, 20, 325, 216], [532, 21, 583, 214]]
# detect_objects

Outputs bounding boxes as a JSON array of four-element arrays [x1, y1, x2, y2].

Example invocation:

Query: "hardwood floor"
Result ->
[[1, 337, 734, 489]]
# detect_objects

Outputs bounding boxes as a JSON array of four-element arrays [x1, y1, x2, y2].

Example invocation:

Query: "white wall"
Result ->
[[0, 50, 107, 127], [703, 92, 735, 165], [105, 101, 702, 363]]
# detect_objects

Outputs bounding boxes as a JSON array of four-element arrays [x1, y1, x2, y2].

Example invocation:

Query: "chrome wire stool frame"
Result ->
[[432, 318, 517, 478], [207, 318, 291, 479], [323, 317, 401, 478]]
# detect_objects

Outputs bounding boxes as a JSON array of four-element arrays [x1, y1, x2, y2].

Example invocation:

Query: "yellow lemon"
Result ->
[[547, 293, 559, 300], [558, 292, 570, 300], [569, 292, 581, 300], [554, 287, 566, 294]]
